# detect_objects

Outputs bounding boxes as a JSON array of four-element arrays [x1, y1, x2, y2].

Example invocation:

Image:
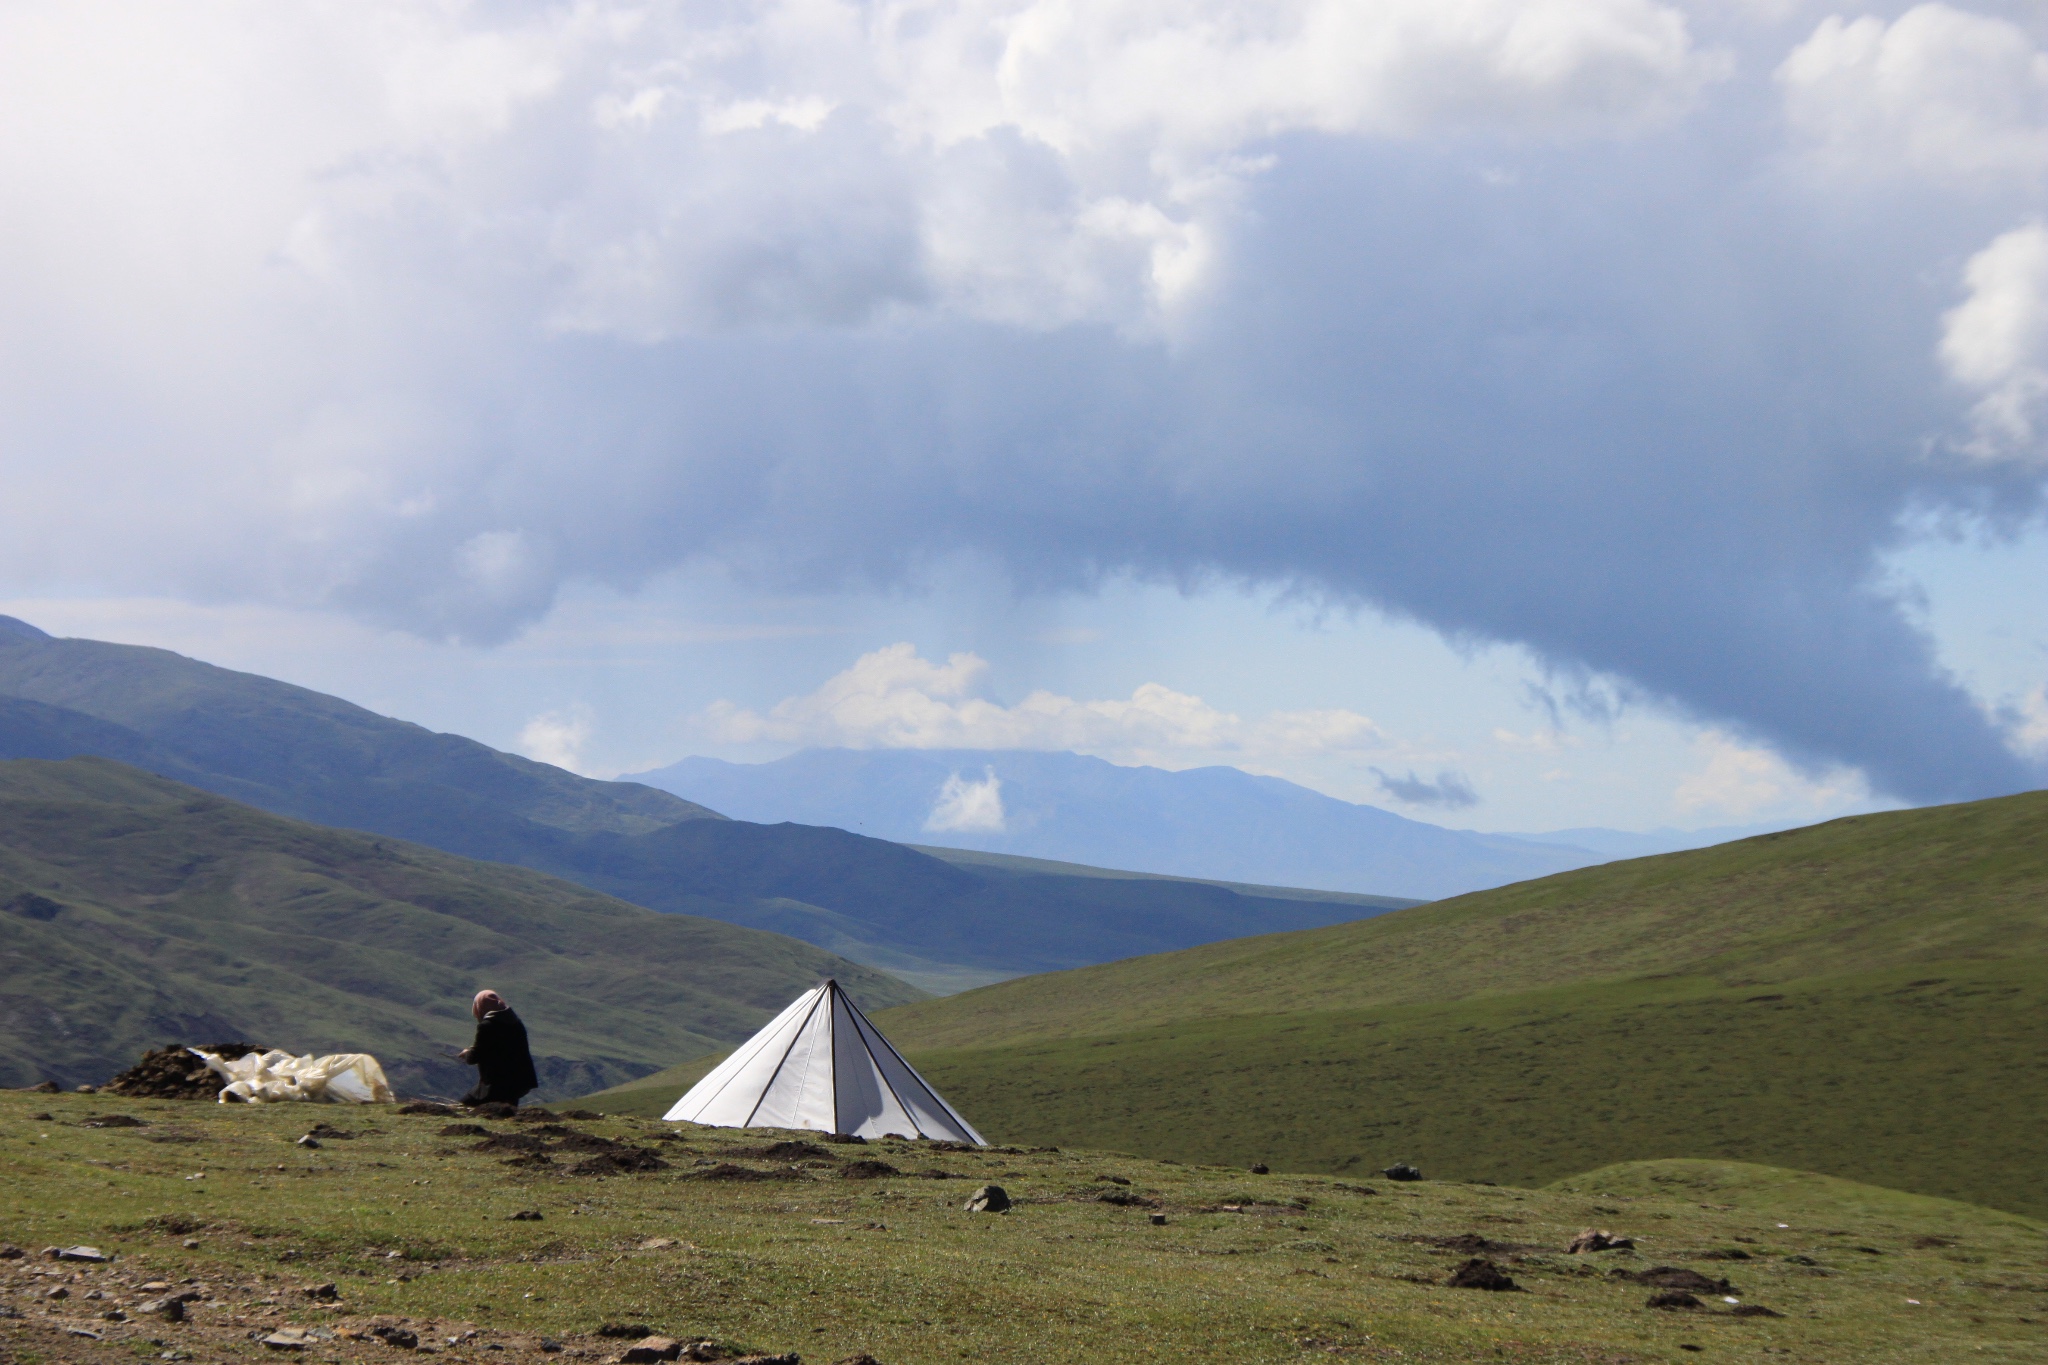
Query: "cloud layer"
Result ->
[[1, 2, 2046, 804]]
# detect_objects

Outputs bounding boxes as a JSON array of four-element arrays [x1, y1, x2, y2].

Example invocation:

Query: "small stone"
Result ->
[[54, 1245, 111, 1263], [1248, 1163, 1269, 1174], [45, 1285, 69, 1300], [1382, 1162, 1424, 1182], [295, 1137, 321, 1149], [368, 1324, 419, 1349], [65, 1326, 103, 1340], [0, 1245, 22, 1259], [964, 1184, 1011, 1213], [30, 1080, 60, 1093], [302, 1283, 339, 1302], [75, 1084, 98, 1094], [181, 1239, 201, 1250], [103, 1308, 128, 1321], [620, 1336, 682, 1363], [1148, 1213, 1167, 1226], [262, 1327, 319, 1350], [638, 1238, 677, 1250], [137, 1298, 188, 1323], [1568, 1228, 1635, 1253], [508, 1210, 544, 1221], [1648, 1291, 1704, 1310], [539, 1341, 563, 1354]]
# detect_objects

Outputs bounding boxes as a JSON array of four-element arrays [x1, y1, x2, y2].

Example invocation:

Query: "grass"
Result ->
[[0, 758, 921, 1097], [865, 789, 2048, 1218], [2, 1091, 2043, 1365]]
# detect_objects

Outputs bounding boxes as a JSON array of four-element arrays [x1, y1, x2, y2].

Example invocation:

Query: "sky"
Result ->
[[3, 0, 2046, 834]]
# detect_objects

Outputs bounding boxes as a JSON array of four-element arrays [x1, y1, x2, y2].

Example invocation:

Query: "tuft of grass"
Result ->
[[1, 1092, 2043, 1364]]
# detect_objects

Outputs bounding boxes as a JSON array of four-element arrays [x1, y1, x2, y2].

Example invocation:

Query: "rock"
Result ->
[[1382, 1163, 1424, 1182], [1249, 1163, 1270, 1174], [52, 1245, 111, 1262], [0, 1245, 21, 1259], [65, 1327, 103, 1340], [295, 1137, 321, 1149], [620, 1337, 682, 1363], [638, 1238, 679, 1251], [75, 1084, 98, 1093], [302, 1283, 339, 1302], [261, 1327, 335, 1350], [1568, 1229, 1635, 1253], [1149, 1213, 1168, 1226], [136, 1298, 187, 1322], [367, 1324, 419, 1348], [1445, 1258, 1519, 1291], [596, 1324, 654, 1339], [181, 1239, 202, 1250], [44, 1286, 69, 1299], [508, 1210, 544, 1221], [964, 1185, 1011, 1213], [1647, 1291, 1703, 1310], [30, 1080, 59, 1093], [302, 1123, 354, 1140]]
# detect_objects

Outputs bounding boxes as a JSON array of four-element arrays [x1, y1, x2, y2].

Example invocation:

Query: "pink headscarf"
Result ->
[[472, 990, 507, 1020]]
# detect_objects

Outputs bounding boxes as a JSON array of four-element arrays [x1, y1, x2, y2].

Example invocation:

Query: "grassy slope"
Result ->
[[2, 1092, 2041, 1365], [874, 792, 2048, 1217], [0, 757, 921, 1098]]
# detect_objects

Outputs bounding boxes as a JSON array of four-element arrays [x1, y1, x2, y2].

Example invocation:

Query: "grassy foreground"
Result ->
[[2, 1091, 2044, 1365]]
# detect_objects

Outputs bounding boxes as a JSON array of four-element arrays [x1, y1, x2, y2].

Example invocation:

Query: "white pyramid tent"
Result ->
[[663, 979, 987, 1144]]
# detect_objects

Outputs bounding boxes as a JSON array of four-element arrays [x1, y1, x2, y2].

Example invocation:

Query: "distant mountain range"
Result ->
[[628, 749, 1781, 900], [0, 616, 1399, 990]]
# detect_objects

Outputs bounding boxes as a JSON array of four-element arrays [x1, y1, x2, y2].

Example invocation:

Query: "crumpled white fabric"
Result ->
[[192, 1048, 395, 1105]]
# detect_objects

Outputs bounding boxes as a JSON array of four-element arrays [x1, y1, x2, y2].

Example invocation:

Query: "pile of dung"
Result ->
[[101, 1043, 260, 1100]]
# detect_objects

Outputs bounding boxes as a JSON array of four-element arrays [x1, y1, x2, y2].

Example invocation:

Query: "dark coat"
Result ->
[[463, 1008, 539, 1106]]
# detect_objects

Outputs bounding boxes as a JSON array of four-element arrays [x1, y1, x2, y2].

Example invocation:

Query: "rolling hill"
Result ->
[[631, 747, 1609, 898], [0, 756, 921, 1097], [0, 617, 1402, 988], [852, 791, 2048, 1217]]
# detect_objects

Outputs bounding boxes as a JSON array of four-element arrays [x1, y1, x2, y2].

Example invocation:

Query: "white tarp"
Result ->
[[193, 1048, 396, 1105], [664, 979, 986, 1144]]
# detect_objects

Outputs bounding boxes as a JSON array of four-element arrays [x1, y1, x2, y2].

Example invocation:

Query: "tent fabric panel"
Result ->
[[840, 992, 988, 1145], [827, 988, 918, 1139], [745, 993, 837, 1131], [664, 984, 824, 1125]]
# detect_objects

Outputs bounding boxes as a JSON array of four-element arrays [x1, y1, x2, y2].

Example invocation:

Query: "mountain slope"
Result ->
[[874, 792, 2048, 1215], [0, 620, 1398, 984], [632, 748, 1597, 899], [0, 756, 920, 1097]]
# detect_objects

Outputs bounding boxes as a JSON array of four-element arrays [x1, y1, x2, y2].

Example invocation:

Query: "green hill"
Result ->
[[870, 792, 2048, 1217], [0, 756, 920, 1097], [0, 620, 1404, 988]]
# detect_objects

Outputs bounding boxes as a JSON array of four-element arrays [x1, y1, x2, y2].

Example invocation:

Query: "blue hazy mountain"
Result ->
[[629, 748, 1622, 900]]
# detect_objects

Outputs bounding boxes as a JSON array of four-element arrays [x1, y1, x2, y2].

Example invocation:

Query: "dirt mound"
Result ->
[[1647, 1290, 1703, 1310], [398, 1102, 458, 1116], [79, 1113, 149, 1128], [1094, 1190, 1159, 1208], [730, 1140, 837, 1162], [840, 1160, 899, 1179], [1616, 1266, 1737, 1294], [692, 1162, 789, 1182], [438, 1124, 491, 1137], [471, 1133, 549, 1154], [101, 1044, 258, 1100], [569, 1148, 670, 1176], [549, 1132, 629, 1154], [1445, 1257, 1519, 1291], [1428, 1232, 1536, 1255]]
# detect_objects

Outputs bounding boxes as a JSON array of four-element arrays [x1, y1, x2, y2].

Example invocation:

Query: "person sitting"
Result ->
[[458, 989, 539, 1108]]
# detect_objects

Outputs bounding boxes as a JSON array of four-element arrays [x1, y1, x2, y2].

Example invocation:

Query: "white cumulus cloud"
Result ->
[[925, 768, 1008, 832], [518, 704, 595, 774], [1672, 730, 1866, 820], [1941, 222, 2048, 462], [696, 642, 1389, 767], [1778, 4, 2048, 182]]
